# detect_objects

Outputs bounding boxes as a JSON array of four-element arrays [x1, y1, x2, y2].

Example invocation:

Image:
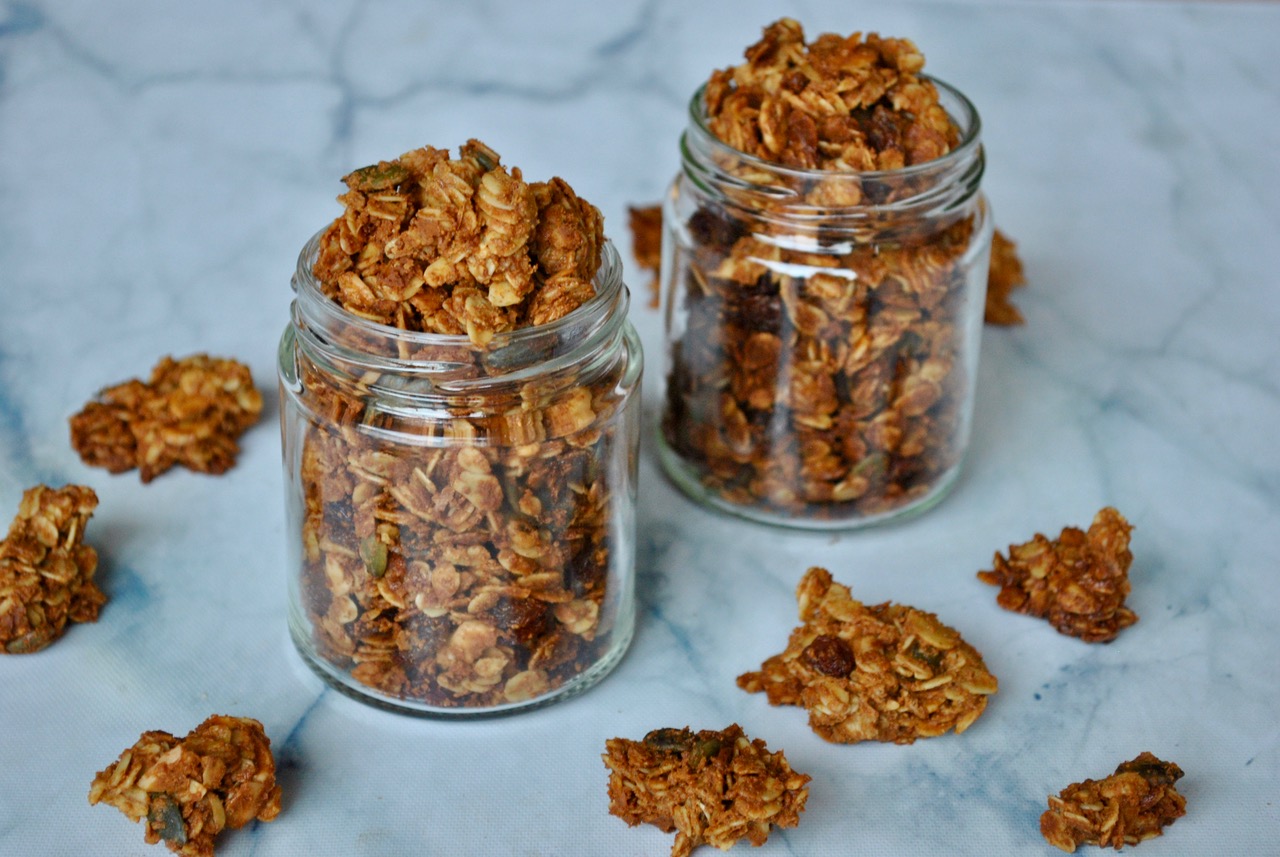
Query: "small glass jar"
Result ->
[[279, 234, 642, 717], [656, 77, 992, 529]]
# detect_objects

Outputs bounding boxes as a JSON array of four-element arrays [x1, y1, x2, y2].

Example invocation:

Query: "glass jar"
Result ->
[[656, 77, 992, 529], [279, 233, 642, 717]]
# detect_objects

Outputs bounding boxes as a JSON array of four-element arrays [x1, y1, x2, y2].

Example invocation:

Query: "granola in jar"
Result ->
[[656, 19, 992, 527], [279, 141, 642, 715]]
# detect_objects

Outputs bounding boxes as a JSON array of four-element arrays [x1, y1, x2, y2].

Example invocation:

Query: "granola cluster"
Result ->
[[0, 484, 102, 653], [627, 204, 663, 308], [704, 19, 956, 173], [738, 567, 997, 744], [69, 354, 263, 483], [985, 229, 1028, 325], [977, 507, 1138, 643], [88, 715, 282, 857], [661, 20, 990, 523], [603, 724, 811, 857], [293, 143, 631, 710], [1040, 752, 1186, 852], [312, 139, 604, 345]]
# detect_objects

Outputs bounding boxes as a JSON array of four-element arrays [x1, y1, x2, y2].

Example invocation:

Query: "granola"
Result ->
[[88, 714, 282, 857], [660, 19, 991, 523], [290, 142, 635, 710], [627, 204, 663, 308], [311, 140, 603, 346], [738, 567, 997, 743], [603, 724, 810, 857], [0, 484, 101, 653], [69, 354, 263, 482], [986, 228, 1027, 325], [977, 507, 1138, 643], [1041, 752, 1186, 852]]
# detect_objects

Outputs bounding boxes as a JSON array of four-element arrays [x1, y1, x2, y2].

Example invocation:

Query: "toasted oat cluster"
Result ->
[[69, 354, 263, 483], [312, 139, 604, 345], [603, 724, 811, 857], [0, 484, 102, 654], [705, 18, 957, 172], [1041, 752, 1186, 852], [738, 567, 997, 744], [661, 20, 990, 522], [627, 203, 663, 308], [977, 507, 1138, 643], [986, 229, 1028, 325], [88, 715, 282, 857]]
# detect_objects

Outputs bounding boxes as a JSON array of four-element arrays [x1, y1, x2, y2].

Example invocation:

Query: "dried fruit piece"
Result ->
[[986, 228, 1027, 325], [88, 715, 282, 857], [69, 354, 263, 482], [738, 567, 997, 743], [977, 507, 1137, 642], [0, 484, 102, 654], [603, 724, 810, 857], [1041, 752, 1186, 852]]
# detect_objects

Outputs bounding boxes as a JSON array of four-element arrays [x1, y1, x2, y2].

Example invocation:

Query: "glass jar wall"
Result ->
[[656, 78, 992, 529], [280, 234, 642, 716]]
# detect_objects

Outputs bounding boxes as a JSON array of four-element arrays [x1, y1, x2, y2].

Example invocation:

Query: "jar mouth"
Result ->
[[686, 75, 983, 221], [289, 233, 631, 394], [686, 74, 982, 187]]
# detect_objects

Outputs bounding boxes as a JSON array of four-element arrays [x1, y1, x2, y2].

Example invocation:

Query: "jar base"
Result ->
[[288, 611, 635, 720], [652, 427, 964, 532]]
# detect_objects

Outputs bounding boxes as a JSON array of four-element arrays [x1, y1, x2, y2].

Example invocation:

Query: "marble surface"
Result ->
[[2, 1, 1278, 853]]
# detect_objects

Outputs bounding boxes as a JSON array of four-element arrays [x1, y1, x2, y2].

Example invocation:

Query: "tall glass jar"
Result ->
[[656, 77, 992, 529], [279, 234, 642, 717]]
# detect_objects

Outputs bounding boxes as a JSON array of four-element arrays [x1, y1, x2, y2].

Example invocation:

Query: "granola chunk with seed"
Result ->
[[985, 228, 1027, 325], [312, 140, 605, 345], [977, 507, 1137, 642], [1041, 752, 1186, 852], [0, 484, 101, 653], [69, 354, 263, 483], [738, 567, 997, 744], [603, 724, 810, 857], [88, 715, 282, 857]]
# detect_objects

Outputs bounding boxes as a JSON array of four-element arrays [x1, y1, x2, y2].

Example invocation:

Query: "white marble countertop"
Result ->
[[2, 1, 1278, 854]]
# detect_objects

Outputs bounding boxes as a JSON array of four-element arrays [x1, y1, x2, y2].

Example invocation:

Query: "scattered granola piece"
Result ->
[[977, 507, 1137, 642], [311, 140, 605, 345], [603, 724, 810, 857], [985, 228, 1027, 325], [627, 204, 663, 308], [89, 715, 282, 857], [738, 567, 997, 744], [69, 354, 263, 482], [1041, 752, 1186, 852], [0, 484, 102, 653]]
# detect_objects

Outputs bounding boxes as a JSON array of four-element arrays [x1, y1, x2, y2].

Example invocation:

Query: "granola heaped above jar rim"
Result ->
[[310, 139, 606, 346]]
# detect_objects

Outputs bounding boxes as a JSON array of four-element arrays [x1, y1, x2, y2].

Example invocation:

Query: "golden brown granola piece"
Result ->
[[977, 507, 1137, 643], [738, 567, 997, 744], [705, 19, 958, 173], [627, 204, 663, 308], [603, 724, 810, 857], [0, 484, 101, 653], [1041, 752, 1186, 852], [311, 140, 605, 345], [985, 228, 1027, 325], [69, 354, 263, 483], [89, 715, 282, 857]]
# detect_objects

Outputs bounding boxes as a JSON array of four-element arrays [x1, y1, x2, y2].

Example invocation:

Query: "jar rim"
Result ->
[[684, 73, 982, 188], [292, 230, 626, 353]]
